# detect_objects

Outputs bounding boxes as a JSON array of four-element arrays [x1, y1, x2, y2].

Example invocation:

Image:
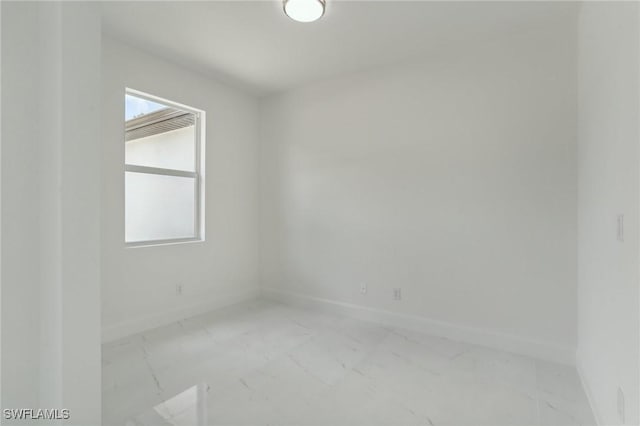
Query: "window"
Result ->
[[124, 89, 204, 245]]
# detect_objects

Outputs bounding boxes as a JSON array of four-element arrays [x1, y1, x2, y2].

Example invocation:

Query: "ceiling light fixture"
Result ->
[[283, 0, 325, 23]]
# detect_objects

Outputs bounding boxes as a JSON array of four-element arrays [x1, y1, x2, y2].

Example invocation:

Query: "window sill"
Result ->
[[125, 237, 204, 249]]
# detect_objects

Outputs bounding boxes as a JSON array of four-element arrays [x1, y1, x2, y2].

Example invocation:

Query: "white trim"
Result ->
[[261, 288, 576, 365], [194, 109, 205, 242], [125, 236, 203, 248], [102, 288, 260, 343], [576, 352, 603, 426]]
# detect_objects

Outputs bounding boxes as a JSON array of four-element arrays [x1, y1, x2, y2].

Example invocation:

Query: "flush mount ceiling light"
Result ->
[[283, 0, 325, 23]]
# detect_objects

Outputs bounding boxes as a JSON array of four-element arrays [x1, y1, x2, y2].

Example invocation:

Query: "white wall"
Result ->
[[59, 5, 102, 421], [101, 37, 261, 341], [577, 2, 640, 425], [260, 22, 578, 362], [125, 127, 195, 172], [2, 2, 102, 423], [2, 2, 42, 413]]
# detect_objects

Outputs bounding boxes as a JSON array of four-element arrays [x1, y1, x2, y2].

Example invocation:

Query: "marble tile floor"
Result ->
[[103, 299, 595, 426]]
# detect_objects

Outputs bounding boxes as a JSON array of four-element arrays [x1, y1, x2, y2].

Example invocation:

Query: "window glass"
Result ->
[[125, 172, 196, 243], [125, 94, 167, 120], [124, 90, 203, 245]]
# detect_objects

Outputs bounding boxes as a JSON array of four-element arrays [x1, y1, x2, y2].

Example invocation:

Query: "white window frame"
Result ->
[[124, 88, 205, 247]]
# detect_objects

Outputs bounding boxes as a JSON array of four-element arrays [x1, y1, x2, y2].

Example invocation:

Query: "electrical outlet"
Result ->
[[618, 387, 625, 424], [176, 284, 183, 296], [393, 288, 402, 301], [617, 214, 624, 241], [360, 283, 367, 294]]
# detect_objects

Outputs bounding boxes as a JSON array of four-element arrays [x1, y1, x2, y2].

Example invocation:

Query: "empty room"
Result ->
[[1, 0, 639, 425]]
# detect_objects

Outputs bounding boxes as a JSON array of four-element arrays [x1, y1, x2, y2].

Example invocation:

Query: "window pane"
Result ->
[[125, 172, 196, 243], [125, 94, 168, 120], [125, 126, 196, 172]]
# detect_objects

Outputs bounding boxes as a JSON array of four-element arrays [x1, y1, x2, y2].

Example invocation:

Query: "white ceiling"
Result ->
[[100, 1, 578, 96]]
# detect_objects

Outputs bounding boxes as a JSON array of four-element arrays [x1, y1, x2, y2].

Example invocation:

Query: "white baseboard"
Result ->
[[576, 353, 603, 426], [261, 288, 575, 365], [102, 288, 261, 343]]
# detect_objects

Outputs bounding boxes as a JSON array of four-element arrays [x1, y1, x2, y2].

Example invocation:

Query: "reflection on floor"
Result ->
[[125, 383, 209, 426], [103, 299, 595, 426]]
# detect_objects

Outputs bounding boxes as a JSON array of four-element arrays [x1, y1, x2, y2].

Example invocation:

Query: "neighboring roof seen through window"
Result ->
[[125, 94, 168, 121], [125, 108, 195, 142], [125, 93, 196, 142]]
